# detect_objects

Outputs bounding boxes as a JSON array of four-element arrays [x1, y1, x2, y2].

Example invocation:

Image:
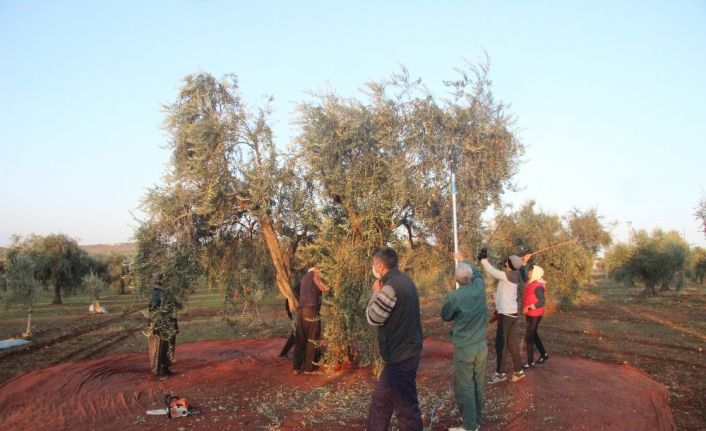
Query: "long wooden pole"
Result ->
[[529, 238, 577, 257]]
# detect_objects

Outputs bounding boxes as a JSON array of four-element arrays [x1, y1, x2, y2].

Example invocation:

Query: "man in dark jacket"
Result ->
[[148, 272, 179, 377], [441, 261, 488, 431], [366, 246, 423, 431], [293, 263, 328, 375]]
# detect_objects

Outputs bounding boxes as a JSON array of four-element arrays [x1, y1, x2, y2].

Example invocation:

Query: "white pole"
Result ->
[[451, 172, 459, 289]]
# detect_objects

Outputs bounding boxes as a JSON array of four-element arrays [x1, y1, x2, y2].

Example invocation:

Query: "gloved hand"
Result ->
[[477, 248, 488, 261]]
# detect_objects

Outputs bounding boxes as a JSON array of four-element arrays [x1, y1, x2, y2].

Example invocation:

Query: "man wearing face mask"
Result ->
[[365, 246, 424, 431]]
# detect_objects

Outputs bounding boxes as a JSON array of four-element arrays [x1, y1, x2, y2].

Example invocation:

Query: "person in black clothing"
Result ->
[[278, 280, 300, 359], [147, 272, 179, 377], [366, 246, 424, 431], [292, 263, 328, 375]]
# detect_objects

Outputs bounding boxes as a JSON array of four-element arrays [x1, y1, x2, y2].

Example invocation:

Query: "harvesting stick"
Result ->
[[527, 238, 577, 257]]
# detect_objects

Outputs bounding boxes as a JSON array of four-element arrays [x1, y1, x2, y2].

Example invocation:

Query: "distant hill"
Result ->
[[0, 243, 135, 259], [81, 243, 136, 256]]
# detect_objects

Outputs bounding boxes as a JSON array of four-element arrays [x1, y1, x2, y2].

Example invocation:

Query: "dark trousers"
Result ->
[[366, 354, 423, 431], [496, 314, 521, 373], [524, 315, 546, 363], [280, 331, 295, 356], [293, 306, 321, 372], [280, 299, 296, 356], [148, 334, 175, 375]]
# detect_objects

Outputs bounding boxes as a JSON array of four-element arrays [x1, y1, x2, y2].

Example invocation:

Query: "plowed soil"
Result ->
[[0, 338, 676, 431]]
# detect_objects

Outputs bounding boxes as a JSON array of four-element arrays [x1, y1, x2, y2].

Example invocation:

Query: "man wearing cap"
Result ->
[[441, 260, 488, 431]]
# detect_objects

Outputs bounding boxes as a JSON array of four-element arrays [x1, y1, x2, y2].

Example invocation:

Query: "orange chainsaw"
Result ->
[[146, 394, 199, 418]]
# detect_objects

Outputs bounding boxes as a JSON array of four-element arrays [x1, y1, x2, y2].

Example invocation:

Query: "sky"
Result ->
[[1, 1, 705, 248]]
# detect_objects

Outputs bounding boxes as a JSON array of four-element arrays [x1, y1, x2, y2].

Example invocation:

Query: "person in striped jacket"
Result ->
[[365, 246, 424, 431]]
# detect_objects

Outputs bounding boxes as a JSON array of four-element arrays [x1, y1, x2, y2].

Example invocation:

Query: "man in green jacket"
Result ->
[[441, 261, 489, 431]]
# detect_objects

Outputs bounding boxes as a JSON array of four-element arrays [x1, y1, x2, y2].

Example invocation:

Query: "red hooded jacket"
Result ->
[[523, 279, 545, 317]]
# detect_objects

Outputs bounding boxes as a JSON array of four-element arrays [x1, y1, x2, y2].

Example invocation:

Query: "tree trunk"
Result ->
[[346, 205, 363, 241], [22, 307, 32, 338], [259, 216, 298, 311], [642, 282, 658, 297], [52, 284, 63, 304], [119, 277, 126, 295], [673, 270, 685, 291], [403, 221, 414, 249]]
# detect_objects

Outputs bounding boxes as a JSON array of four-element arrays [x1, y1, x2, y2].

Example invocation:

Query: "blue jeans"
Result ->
[[366, 354, 422, 431], [454, 342, 487, 430]]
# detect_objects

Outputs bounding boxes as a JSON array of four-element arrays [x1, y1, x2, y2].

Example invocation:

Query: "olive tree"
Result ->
[[5, 254, 40, 337], [82, 271, 106, 312], [603, 243, 634, 285], [0, 259, 6, 293], [604, 229, 689, 296], [689, 246, 706, 284], [99, 251, 130, 294], [296, 59, 523, 364], [696, 193, 706, 237], [136, 73, 318, 314], [484, 202, 611, 308], [6, 234, 88, 304]]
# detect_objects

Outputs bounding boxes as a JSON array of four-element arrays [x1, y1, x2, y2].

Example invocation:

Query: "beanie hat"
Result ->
[[508, 255, 524, 270]]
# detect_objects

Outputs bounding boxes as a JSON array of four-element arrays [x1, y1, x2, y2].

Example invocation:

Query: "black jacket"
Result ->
[[377, 268, 423, 363], [298, 270, 322, 309]]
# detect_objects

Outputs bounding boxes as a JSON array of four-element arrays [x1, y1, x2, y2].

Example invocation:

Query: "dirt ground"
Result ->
[[0, 338, 675, 431], [1, 278, 703, 430]]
